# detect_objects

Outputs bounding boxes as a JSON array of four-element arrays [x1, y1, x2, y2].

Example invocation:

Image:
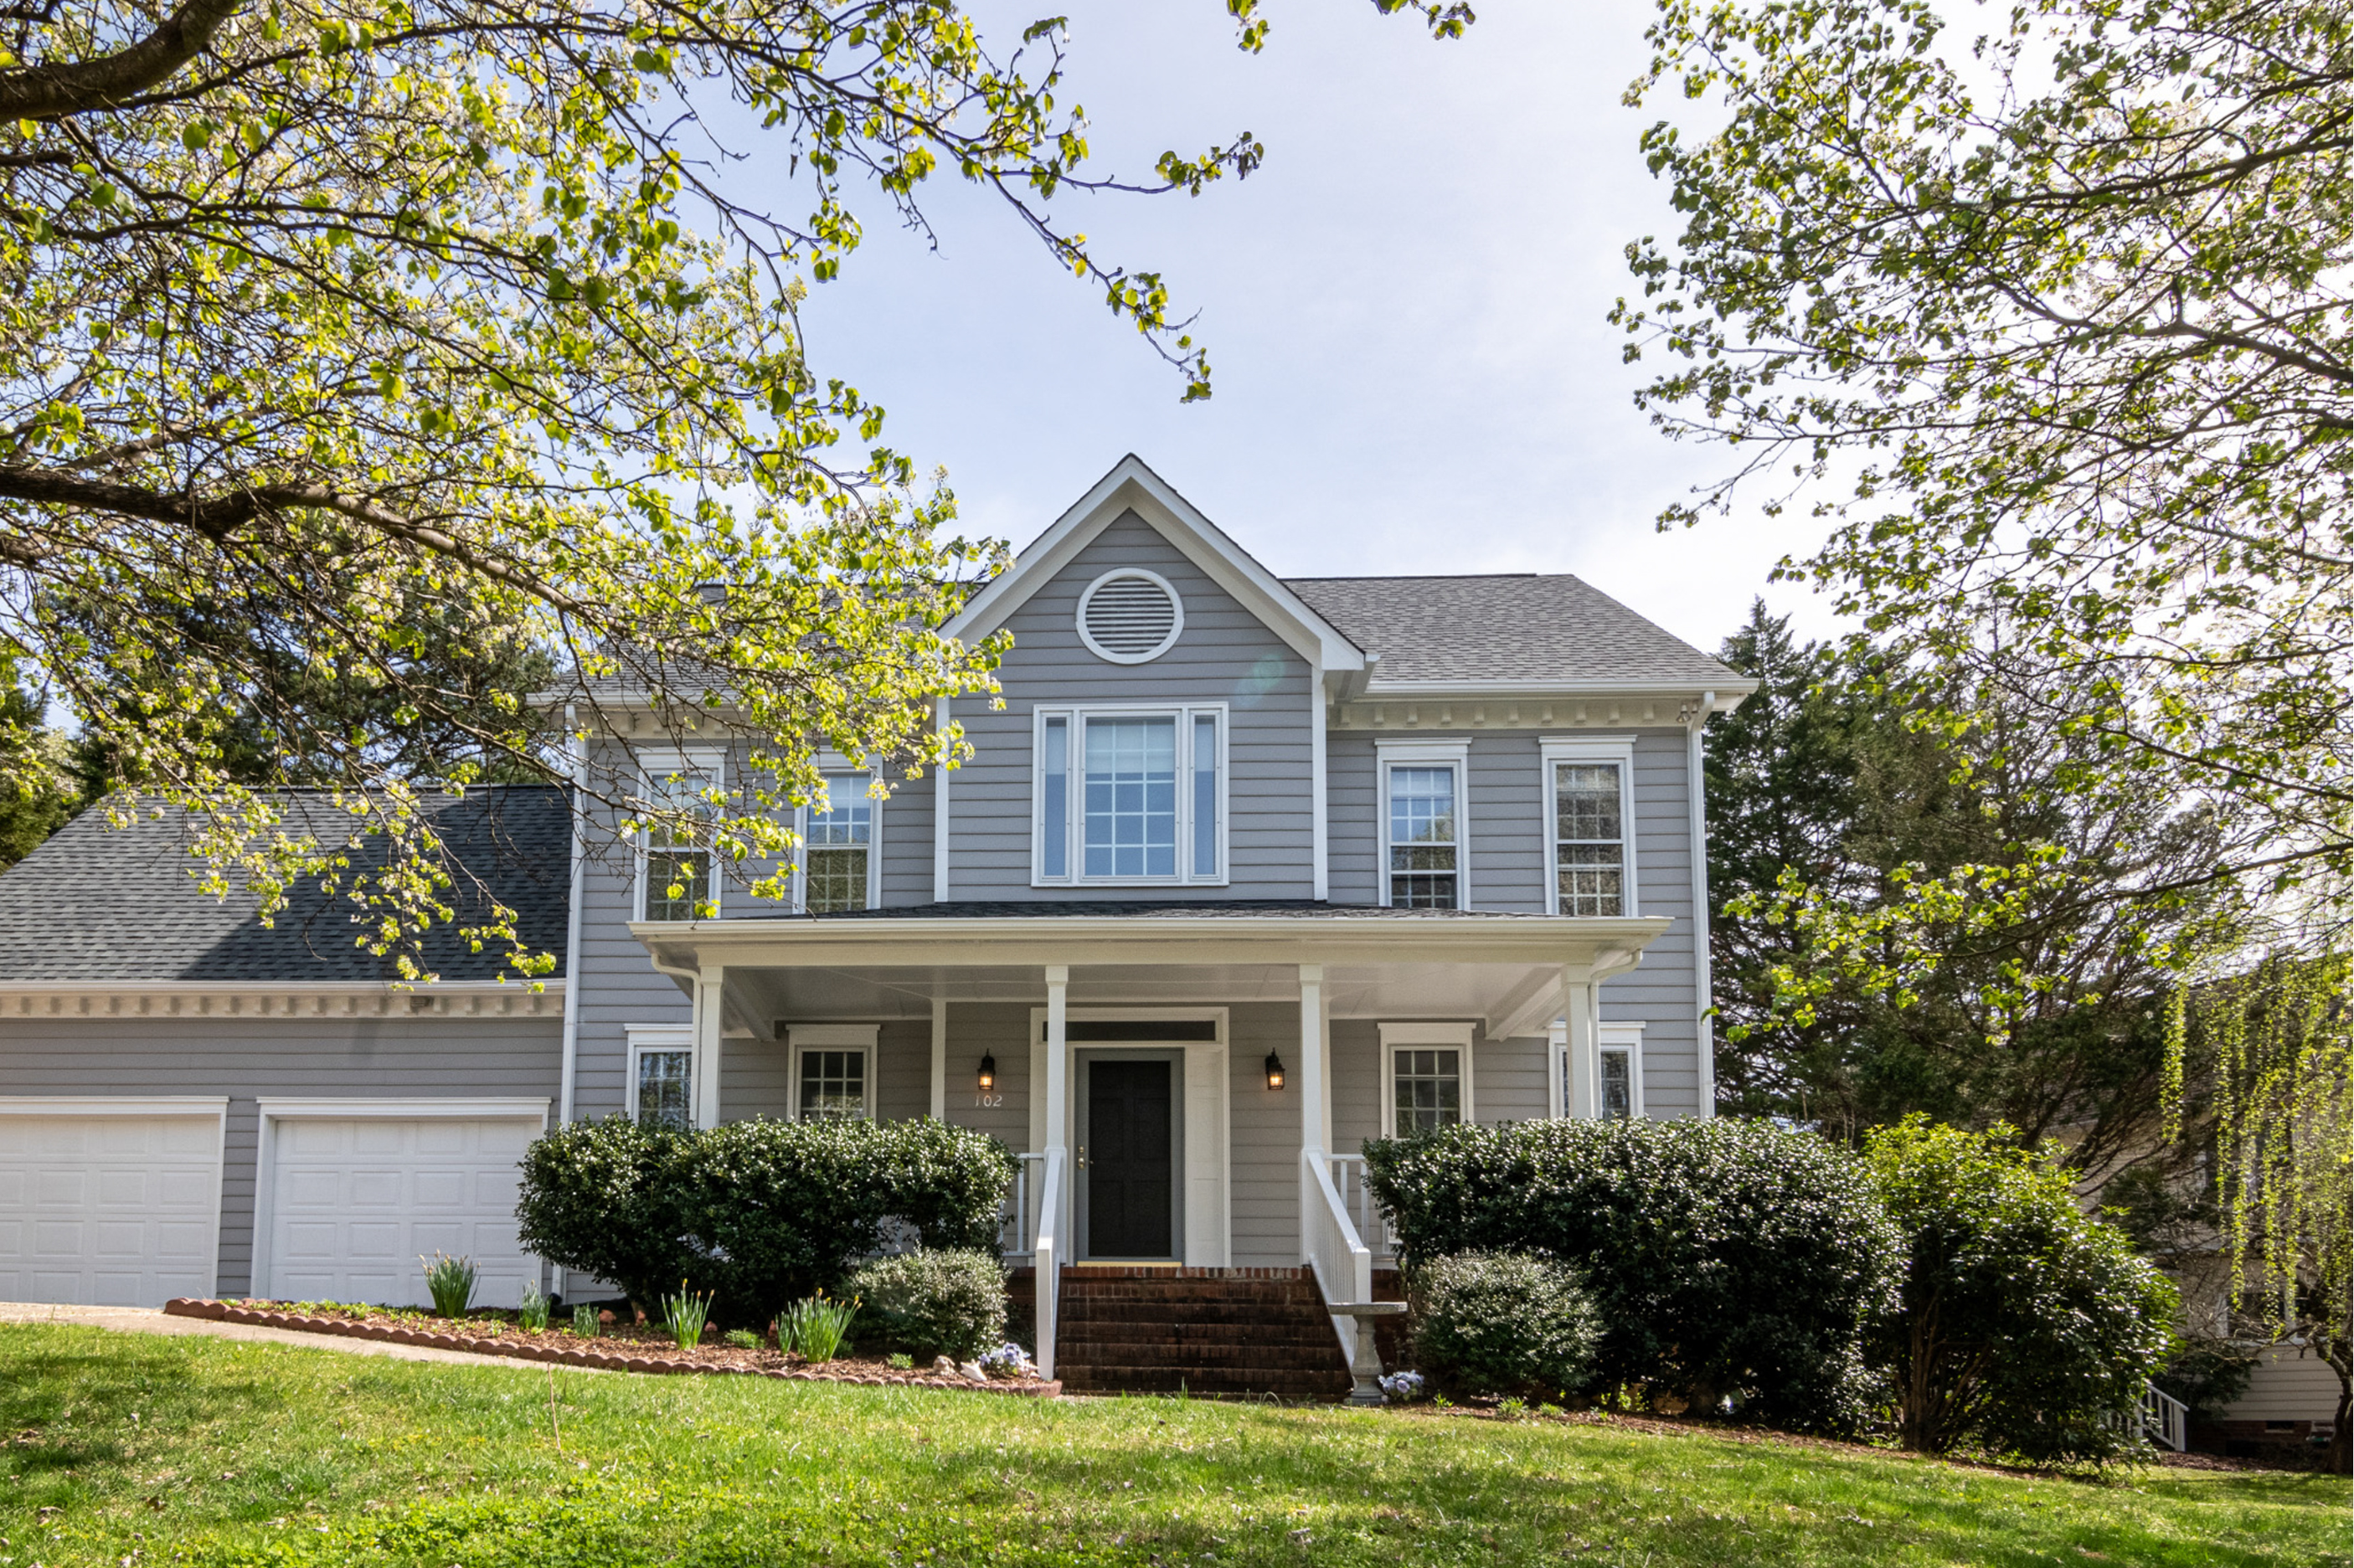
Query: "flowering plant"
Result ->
[[977, 1343, 1036, 1379], [1378, 1370, 1427, 1404]]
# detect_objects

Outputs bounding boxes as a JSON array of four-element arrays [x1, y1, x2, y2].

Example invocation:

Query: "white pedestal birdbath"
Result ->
[[1329, 1301, 1409, 1406]]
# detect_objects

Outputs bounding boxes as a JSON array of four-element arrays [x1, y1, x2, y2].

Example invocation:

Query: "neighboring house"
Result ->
[[0, 456, 1751, 1384]]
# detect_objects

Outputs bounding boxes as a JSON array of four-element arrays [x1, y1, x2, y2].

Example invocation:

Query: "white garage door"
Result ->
[[262, 1108, 543, 1308], [0, 1102, 225, 1307]]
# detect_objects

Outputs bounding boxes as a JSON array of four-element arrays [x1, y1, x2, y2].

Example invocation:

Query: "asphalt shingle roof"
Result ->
[[0, 785, 571, 982], [1285, 573, 1737, 686]]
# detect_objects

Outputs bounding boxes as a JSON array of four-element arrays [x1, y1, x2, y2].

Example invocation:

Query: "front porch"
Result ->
[[635, 903, 1669, 1384]]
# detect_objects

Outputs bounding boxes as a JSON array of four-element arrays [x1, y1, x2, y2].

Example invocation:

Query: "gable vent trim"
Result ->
[[1076, 569, 1184, 664]]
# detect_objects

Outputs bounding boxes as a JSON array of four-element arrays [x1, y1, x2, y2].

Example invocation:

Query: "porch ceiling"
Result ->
[[634, 911, 1671, 1037]]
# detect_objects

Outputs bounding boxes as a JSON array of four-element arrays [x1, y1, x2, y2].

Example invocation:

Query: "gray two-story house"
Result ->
[[0, 455, 1751, 1390]]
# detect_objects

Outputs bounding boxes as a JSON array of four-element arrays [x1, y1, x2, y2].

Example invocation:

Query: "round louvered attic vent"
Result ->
[[1076, 569, 1184, 663]]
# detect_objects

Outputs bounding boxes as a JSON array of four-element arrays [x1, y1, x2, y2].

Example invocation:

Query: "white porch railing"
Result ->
[[1032, 1148, 1066, 1382], [1303, 1149, 1374, 1368], [1000, 1152, 1045, 1260], [1325, 1154, 1398, 1266], [2138, 1380, 2189, 1452]]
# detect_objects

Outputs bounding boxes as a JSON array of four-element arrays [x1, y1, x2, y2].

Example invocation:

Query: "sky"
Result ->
[[777, 1, 1844, 658]]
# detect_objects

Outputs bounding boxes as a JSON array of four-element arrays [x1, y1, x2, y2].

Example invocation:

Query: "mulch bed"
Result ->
[[161, 1298, 1059, 1396]]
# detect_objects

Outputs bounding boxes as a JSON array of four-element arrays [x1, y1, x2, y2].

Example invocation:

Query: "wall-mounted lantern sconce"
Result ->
[[976, 1053, 997, 1092], [1264, 1051, 1287, 1091]]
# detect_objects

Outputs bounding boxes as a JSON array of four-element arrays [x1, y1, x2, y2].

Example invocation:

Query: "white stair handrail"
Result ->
[[2141, 1380, 2189, 1452], [1032, 1147, 1066, 1382], [1302, 1149, 1374, 1370]]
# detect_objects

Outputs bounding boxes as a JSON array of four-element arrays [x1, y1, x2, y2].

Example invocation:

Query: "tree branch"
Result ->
[[0, 0, 243, 121]]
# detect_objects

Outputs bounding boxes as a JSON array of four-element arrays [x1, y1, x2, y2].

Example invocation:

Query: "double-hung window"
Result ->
[[1377, 742, 1468, 908], [1382, 1022, 1476, 1137], [1034, 707, 1226, 885], [628, 1026, 693, 1130], [804, 774, 874, 913], [639, 750, 722, 921], [1542, 738, 1635, 917], [788, 1026, 878, 1120]]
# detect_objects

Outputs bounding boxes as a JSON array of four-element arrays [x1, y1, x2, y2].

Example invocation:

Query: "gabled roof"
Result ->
[[1286, 573, 1744, 691], [946, 455, 1368, 674], [0, 786, 571, 983]]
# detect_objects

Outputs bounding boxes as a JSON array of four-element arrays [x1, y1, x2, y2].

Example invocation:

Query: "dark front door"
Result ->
[[1086, 1060, 1174, 1258]]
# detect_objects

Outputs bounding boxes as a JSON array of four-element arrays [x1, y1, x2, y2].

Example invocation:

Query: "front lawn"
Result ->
[[0, 1323, 2340, 1568]]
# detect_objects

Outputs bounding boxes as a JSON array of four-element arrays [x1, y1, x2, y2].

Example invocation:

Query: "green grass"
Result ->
[[0, 1324, 2341, 1567]]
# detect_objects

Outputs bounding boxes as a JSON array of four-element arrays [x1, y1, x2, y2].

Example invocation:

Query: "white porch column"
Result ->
[[692, 966, 725, 1128], [1299, 964, 1329, 1155], [1043, 964, 1070, 1248], [1561, 964, 1597, 1120], [929, 995, 948, 1121]]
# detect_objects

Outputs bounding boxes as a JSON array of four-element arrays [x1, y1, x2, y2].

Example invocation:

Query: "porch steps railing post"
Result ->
[[1302, 1149, 1373, 1369], [1033, 1147, 1066, 1382]]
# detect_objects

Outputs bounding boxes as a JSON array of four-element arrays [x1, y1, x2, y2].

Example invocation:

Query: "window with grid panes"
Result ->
[[636, 1049, 692, 1129], [642, 763, 717, 921], [805, 775, 873, 912], [797, 1049, 868, 1119], [1387, 765, 1460, 907], [1599, 1047, 1634, 1119], [1553, 763, 1625, 916], [1392, 1047, 1463, 1135]]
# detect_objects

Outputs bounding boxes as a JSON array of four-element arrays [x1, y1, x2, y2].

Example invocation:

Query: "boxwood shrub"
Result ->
[[847, 1247, 1009, 1361], [517, 1116, 1016, 1322], [1362, 1117, 1900, 1432], [1410, 1251, 1601, 1399]]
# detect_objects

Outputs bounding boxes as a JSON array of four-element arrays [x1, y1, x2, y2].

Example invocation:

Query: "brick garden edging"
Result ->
[[161, 1299, 1060, 1396]]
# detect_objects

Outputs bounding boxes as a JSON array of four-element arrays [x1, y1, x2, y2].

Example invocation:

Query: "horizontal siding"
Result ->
[[945, 512, 1316, 901], [2221, 1348, 2343, 1422], [1607, 729, 1701, 1117], [0, 1016, 559, 1297], [1228, 1005, 1303, 1267], [878, 774, 935, 907]]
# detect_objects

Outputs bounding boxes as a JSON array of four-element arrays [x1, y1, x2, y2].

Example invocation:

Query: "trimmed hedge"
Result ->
[[1411, 1252, 1601, 1399], [516, 1116, 1015, 1322], [1363, 1117, 1900, 1432], [848, 1248, 1009, 1361]]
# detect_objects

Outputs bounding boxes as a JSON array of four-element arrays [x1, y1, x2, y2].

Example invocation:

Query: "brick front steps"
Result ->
[[160, 1299, 1059, 1396], [1050, 1267, 1352, 1401]]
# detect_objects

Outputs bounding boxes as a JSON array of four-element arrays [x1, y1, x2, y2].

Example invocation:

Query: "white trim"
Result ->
[[625, 1025, 693, 1124], [1028, 1005, 1231, 1267], [1379, 1023, 1476, 1136], [1358, 679, 1755, 701], [0, 1096, 229, 1303], [0, 1095, 229, 1117], [1688, 698, 1718, 1117], [559, 726, 587, 1126], [1311, 659, 1330, 901], [786, 1026, 880, 1120], [1601, 1020, 1646, 1120], [253, 1097, 553, 1119], [1375, 739, 1471, 910], [1032, 703, 1230, 887], [933, 697, 953, 902], [250, 1098, 551, 1308], [945, 455, 1367, 676], [1541, 736, 1639, 918], [1075, 567, 1186, 664]]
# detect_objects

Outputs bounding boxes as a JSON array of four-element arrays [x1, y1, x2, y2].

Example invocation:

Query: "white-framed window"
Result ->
[[787, 1025, 879, 1120], [1555, 1020, 1646, 1120], [1380, 1021, 1476, 1137], [626, 1025, 693, 1130], [803, 774, 877, 913], [1376, 741, 1470, 909], [1541, 738, 1637, 918], [636, 747, 724, 922], [1033, 705, 1227, 885]]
